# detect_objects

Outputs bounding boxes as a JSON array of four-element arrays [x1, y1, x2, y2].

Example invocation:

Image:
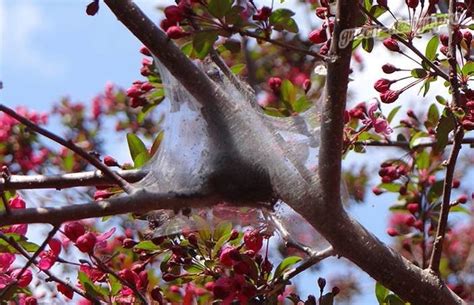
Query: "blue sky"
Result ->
[[0, 1, 406, 304]]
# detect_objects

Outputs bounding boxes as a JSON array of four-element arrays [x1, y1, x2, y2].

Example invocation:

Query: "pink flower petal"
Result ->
[[96, 227, 116, 242], [0, 253, 15, 271]]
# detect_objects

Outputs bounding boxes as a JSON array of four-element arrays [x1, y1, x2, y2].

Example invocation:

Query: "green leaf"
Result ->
[[273, 256, 302, 279], [293, 96, 312, 113], [450, 205, 471, 214], [375, 282, 389, 304], [380, 183, 401, 192], [18, 240, 40, 252], [133, 151, 151, 168], [370, 5, 387, 18], [213, 222, 232, 241], [393, 20, 411, 34], [269, 9, 299, 33], [281, 80, 296, 104], [427, 103, 440, 125], [387, 105, 401, 123], [192, 214, 211, 241], [193, 32, 218, 59], [435, 95, 447, 105], [415, 150, 430, 170], [434, 109, 456, 151], [134, 240, 159, 251], [78, 271, 108, 298], [150, 131, 164, 157], [411, 68, 428, 78], [385, 294, 406, 305], [425, 36, 439, 61], [230, 63, 246, 75], [126, 133, 148, 161], [362, 38, 374, 53], [462, 61, 474, 76], [109, 274, 122, 295], [207, 0, 232, 18]]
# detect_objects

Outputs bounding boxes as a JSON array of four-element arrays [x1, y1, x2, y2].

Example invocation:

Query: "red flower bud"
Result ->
[[253, 6, 272, 21], [372, 187, 383, 195], [315, 7, 328, 19], [164, 5, 185, 23], [386, 227, 399, 236], [160, 18, 176, 32], [268, 77, 282, 92], [141, 82, 155, 92], [407, 203, 419, 214], [122, 238, 136, 249], [229, 229, 239, 241], [383, 38, 400, 52], [440, 34, 449, 46], [458, 194, 468, 204], [243, 230, 263, 252], [76, 232, 97, 253], [57, 283, 74, 299], [63, 222, 86, 242], [10, 269, 32, 287], [166, 26, 189, 39], [86, 0, 99, 16], [380, 90, 400, 104], [374, 78, 394, 93], [24, 297, 37, 305], [332, 287, 340, 296], [464, 31, 473, 45], [309, 28, 328, 44], [103, 156, 118, 167], [303, 79, 312, 93], [219, 247, 236, 267], [126, 85, 143, 98], [140, 46, 152, 56], [382, 63, 399, 74], [406, 0, 419, 8], [452, 179, 461, 188]]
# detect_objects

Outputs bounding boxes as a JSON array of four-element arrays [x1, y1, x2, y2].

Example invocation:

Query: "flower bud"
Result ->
[[383, 38, 400, 52], [382, 64, 399, 74], [309, 28, 328, 44], [103, 156, 118, 167], [166, 26, 189, 39], [63, 222, 86, 242], [380, 90, 400, 104], [76, 232, 97, 253]]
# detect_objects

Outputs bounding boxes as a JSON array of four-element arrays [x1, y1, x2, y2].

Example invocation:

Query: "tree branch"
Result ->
[[355, 137, 474, 149], [84, 1, 465, 304], [429, 0, 464, 274], [1, 169, 146, 191], [0, 190, 269, 226], [0, 104, 134, 194]]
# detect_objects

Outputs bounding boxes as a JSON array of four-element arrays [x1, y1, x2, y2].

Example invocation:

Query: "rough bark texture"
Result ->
[[0, 1, 465, 304]]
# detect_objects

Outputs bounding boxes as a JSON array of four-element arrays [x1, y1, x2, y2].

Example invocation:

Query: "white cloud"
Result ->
[[0, 1, 65, 78]]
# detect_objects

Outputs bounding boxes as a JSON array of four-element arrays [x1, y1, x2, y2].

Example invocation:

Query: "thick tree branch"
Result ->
[[0, 190, 226, 226], [0, 104, 134, 194], [1, 169, 146, 191], [299, 2, 466, 305]]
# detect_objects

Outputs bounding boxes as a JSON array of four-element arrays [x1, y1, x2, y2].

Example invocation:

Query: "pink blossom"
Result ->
[[38, 239, 61, 270], [362, 102, 393, 135]]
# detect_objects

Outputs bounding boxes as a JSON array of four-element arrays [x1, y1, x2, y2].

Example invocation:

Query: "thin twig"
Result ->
[[0, 104, 134, 194], [354, 137, 474, 149], [358, 5, 450, 82], [91, 254, 148, 304], [269, 213, 318, 256], [0, 232, 102, 304], [1, 169, 146, 191], [266, 246, 335, 297], [238, 29, 327, 61], [429, 0, 464, 274]]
